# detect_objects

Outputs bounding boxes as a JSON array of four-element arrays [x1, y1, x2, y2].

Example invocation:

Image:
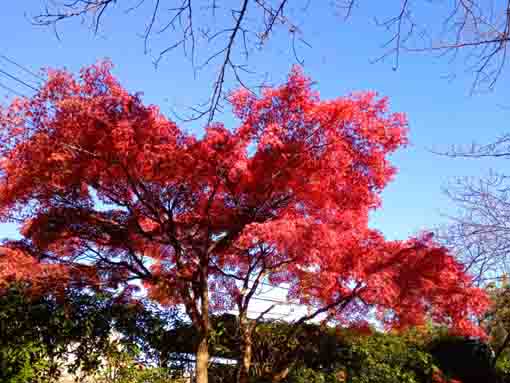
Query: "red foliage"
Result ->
[[0, 61, 488, 336], [0, 245, 98, 296], [432, 370, 463, 383]]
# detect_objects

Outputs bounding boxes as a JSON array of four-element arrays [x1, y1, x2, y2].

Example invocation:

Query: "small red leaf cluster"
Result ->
[[0, 245, 98, 297]]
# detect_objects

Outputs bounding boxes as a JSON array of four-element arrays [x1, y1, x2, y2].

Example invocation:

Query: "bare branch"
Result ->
[[33, 0, 301, 123], [33, 0, 510, 114], [438, 172, 510, 283], [293, 283, 362, 327]]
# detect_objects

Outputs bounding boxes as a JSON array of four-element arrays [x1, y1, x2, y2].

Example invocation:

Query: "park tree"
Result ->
[[437, 171, 510, 285], [0, 61, 489, 383], [481, 280, 510, 369]]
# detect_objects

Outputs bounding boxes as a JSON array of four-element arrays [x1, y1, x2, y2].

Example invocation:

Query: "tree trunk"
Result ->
[[196, 332, 209, 383], [271, 366, 291, 382], [269, 360, 296, 382], [195, 262, 210, 383], [237, 323, 253, 383]]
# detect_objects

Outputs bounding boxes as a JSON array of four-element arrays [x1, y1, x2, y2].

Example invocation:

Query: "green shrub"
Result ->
[[339, 331, 434, 383], [429, 335, 496, 383], [286, 366, 342, 383]]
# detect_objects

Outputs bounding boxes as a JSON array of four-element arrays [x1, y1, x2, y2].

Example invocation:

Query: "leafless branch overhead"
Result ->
[[33, 1, 510, 120], [33, 0, 304, 123]]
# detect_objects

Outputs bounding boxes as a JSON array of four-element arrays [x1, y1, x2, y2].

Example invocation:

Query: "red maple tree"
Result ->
[[0, 62, 488, 383]]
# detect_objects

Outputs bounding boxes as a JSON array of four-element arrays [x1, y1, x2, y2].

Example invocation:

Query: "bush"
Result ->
[[429, 335, 497, 383], [285, 366, 342, 383], [339, 331, 434, 383]]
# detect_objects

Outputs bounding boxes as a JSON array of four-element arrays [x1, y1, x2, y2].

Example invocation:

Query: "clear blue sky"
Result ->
[[1, 1, 508, 242]]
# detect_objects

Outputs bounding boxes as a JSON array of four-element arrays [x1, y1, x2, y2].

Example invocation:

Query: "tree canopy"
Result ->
[[0, 61, 489, 383]]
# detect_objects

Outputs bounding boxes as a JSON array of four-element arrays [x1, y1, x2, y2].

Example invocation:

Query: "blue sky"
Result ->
[[1, 1, 509, 242]]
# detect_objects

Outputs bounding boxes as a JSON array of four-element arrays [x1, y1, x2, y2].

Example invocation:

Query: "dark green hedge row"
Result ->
[[0, 286, 506, 383]]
